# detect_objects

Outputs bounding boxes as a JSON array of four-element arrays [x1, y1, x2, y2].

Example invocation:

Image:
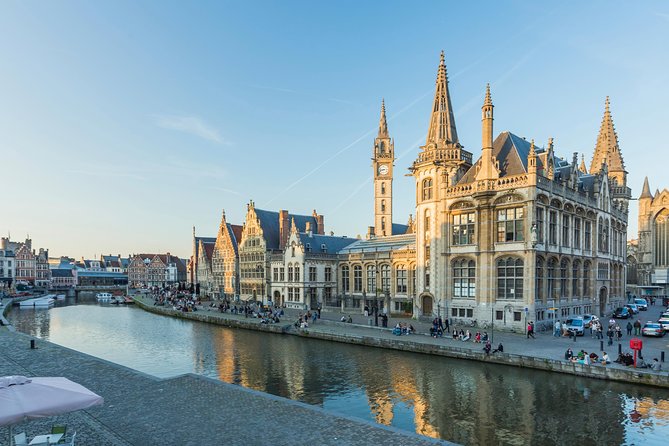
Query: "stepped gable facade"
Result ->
[[238, 200, 324, 301]]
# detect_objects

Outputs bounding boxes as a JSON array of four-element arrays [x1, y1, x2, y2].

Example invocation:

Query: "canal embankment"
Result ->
[[133, 296, 669, 389]]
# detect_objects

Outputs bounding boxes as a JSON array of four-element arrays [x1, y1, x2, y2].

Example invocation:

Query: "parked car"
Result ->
[[634, 298, 648, 311], [613, 307, 630, 319], [658, 319, 669, 332], [582, 314, 599, 328], [565, 317, 585, 336], [642, 322, 665, 337], [625, 304, 639, 315]]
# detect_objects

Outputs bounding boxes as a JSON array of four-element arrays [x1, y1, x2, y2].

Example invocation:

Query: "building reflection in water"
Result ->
[[9, 304, 669, 446]]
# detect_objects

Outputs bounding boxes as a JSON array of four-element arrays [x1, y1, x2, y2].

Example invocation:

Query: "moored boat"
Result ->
[[19, 296, 55, 307], [96, 292, 113, 301]]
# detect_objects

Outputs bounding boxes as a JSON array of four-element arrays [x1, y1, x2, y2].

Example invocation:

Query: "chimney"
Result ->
[[317, 214, 325, 235], [305, 221, 312, 237], [367, 226, 376, 239], [279, 210, 290, 250]]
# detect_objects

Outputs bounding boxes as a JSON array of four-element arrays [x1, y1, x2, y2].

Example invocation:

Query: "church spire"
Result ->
[[640, 176, 653, 199], [425, 51, 459, 147], [378, 99, 389, 138], [590, 96, 626, 184], [579, 154, 587, 173]]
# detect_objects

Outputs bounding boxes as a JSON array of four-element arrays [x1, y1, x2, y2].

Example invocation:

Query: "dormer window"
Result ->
[[305, 243, 311, 252], [321, 244, 327, 252]]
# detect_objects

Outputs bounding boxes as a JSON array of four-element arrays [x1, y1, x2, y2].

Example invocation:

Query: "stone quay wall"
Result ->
[[134, 297, 669, 389]]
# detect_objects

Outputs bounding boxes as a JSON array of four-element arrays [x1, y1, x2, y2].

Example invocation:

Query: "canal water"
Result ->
[[9, 300, 669, 445]]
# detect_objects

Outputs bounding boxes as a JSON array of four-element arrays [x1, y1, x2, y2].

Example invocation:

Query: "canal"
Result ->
[[8, 300, 669, 445]]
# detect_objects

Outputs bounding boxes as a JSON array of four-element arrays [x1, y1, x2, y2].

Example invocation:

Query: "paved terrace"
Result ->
[[134, 294, 669, 388], [0, 300, 452, 446]]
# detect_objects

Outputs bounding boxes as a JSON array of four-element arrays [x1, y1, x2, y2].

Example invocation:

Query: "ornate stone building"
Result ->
[[270, 219, 355, 309], [238, 201, 324, 302], [211, 210, 243, 299], [408, 53, 629, 328], [636, 177, 669, 295]]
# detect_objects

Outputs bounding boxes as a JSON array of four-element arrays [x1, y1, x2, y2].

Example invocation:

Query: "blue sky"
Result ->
[[1, 1, 668, 259]]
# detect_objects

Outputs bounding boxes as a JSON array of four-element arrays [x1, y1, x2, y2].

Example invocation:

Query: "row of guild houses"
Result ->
[[128, 253, 187, 288], [0, 237, 50, 289], [189, 52, 630, 330]]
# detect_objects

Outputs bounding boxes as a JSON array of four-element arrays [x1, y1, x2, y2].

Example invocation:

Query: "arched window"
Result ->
[[583, 261, 591, 297], [341, 265, 350, 293], [536, 257, 544, 301], [422, 178, 433, 201], [366, 265, 376, 293], [424, 210, 431, 233], [381, 199, 386, 212], [497, 257, 523, 299], [381, 217, 386, 231], [453, 259, 476, 298], [655, 210, 669, 266], [288, 265, 294, 282], [572, 260, 581, 297], [547, 258, 557, 299], [294, 265, 300, 282], [380, 264, 390, 292], [381, 182, 386, 195], [353, 265, 362, 292], [560, 258, 569, 298]]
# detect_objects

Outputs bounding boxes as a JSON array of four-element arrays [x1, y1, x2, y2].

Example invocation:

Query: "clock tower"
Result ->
[[373, 99, 394, 237]]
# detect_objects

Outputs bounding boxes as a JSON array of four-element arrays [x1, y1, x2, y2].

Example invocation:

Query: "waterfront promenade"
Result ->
[[0, 301, 452, 446], [133, 294, 669, 388]]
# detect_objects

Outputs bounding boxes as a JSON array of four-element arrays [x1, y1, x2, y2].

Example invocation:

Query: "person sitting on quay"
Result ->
[[458, 329, 465, 340], [474, 331, 481, 343], [481, 331, 489, 342], [347, 315, 353, 323], [651, 358, 662, 372], [601, 352, 611, 365], [483, 340, 492, 355], [452, 329, 458, 340], [589, 352, 599, 363], [492, 343, 504, 354], [564, 347, 574, 361], [462, 330, 471, 342]]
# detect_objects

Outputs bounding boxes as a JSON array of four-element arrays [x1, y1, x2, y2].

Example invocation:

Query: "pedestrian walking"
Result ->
[[626, 321, 633, 336], [615, 325, 623, 341], [527, 321, 535, 339], [633, 319, 641, 336], [607, 327, 614, 346], [554, 320, 561, 337]]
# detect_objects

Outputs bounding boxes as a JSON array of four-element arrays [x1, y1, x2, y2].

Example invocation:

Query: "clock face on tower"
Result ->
[[378, 164, 389, 175]]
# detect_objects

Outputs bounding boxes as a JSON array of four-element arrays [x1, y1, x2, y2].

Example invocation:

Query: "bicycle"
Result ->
[[480, 320, 490, 329]]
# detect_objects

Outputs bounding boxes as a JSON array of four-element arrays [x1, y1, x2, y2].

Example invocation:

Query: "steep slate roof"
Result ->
[[391, 223, 409, 235], [194, 236, 216, 260], [226, 223, 243, 255], [297, 233, 356, 254], [202, 242, 215, 261], [338, 234, 416, 254], [254, 208, 319, 250]]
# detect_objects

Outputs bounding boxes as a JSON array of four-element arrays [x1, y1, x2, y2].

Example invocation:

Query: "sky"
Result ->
[[1, 1, 668, 260]]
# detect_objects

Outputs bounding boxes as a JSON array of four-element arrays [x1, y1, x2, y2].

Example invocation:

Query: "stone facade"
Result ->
[[211, 210, 242, 299], [407, 53, 629, 329], [269, 219, 355, 309], [635, 177, 669, 296], [238, 201, 324, 302]]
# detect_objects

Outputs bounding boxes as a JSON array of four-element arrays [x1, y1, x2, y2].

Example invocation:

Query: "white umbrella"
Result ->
[[0, 375, 104, 445]]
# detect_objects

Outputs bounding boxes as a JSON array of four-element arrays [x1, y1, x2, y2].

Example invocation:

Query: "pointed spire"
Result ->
[[590, 96, 626, 179], [640, 176, 653, 199], [378, 99, 389, 138], [425, 51, 459, 147], [484, 83, 492, 106], [529, 139, 536, 157], [579, 154, 587, 173]]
